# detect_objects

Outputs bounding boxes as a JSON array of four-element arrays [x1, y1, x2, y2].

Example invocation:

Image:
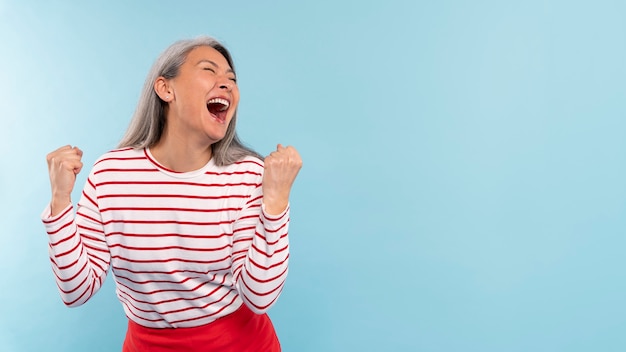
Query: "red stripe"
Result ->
[[77, 224, 104, 236], [168, 294, 239, 325], [46, 220, 73, 235], [55, 237, 83, 258], [63, 282, 93, 306], [254, 231, 288, 245], [88, 258, 107, 273], [108, 243, 232, 252], [231, 254, 246, 264], [162, 291, 232, 316], [263, 221, 288, 234], [232, 236, 253, 245], [248, 255, 289, 271], [112, 265, 228, 276], [95, 156, 145, 165], [52, 252, 82, 270], [115, 273, 201, 286], [96, 181, 260, 187], [110, 254, 230, 265], [95, 168, 158, 174], [106, 232, 232, 239], [244, 266, 288, 284], [82, 241, 109, 255], [204, 171, 262, 176], [111, 147, 134, 152], [231, 247, 248, 256], [241, 275, 284, 297], [264, 207, 289, 221], [118, 296, 166, 323], [81, 191, 98, 208], [98, 193, 249, 200], [233, 225, 255, 234], [237, 214, 258, 222], [42, 206, 72, 223], [49, 232, 75, 247], [76, 211, 103, 224], [246, 195, 263, 205], [251, 243, 289, 258], [54, 259, 89, 283], [100, 206, 242, 213], [102, 219, 234, 226], [241, 290, 281, 311]]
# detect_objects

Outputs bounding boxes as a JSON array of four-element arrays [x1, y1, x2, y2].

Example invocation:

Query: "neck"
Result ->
[[151, 132, 213, 173]]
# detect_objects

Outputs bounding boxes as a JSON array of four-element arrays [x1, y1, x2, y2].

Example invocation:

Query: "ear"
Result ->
[[154, 76, 173, 102]]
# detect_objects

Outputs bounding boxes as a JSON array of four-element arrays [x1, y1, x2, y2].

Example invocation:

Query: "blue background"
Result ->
[[1, 1, 625, 351]]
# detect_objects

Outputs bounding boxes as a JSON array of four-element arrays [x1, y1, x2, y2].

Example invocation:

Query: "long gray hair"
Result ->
[[118, 36, 262, 166]]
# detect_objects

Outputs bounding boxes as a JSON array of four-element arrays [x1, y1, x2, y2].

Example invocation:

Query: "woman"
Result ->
[[42, 36, 302, 351]]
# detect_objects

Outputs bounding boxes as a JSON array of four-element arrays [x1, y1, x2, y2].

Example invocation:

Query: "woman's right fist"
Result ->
[[46, 145, 83, 216]]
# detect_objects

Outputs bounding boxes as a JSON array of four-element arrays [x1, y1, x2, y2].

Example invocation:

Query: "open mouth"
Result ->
[[206, 98, 230, 123]]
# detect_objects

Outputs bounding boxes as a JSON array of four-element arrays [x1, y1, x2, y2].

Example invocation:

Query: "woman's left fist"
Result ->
[[262, 144, 303, 215]]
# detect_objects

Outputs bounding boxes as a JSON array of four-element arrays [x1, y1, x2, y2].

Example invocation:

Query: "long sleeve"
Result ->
[[41, 175, 110, 307], [231, 183, 290, 314]]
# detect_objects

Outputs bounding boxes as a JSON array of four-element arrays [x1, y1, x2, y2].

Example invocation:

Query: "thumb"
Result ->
[[276, 143, 285, 151]]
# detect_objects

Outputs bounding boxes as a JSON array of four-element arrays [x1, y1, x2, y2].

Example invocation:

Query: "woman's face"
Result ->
[[165, 45, 239, 146]]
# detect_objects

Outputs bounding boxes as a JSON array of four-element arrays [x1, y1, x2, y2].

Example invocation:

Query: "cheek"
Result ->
[[231, 91, 240, 109]]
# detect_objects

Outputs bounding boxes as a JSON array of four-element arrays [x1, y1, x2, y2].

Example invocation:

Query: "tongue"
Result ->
[[207, 103, 226, 123], [207, 103, 225, 114]]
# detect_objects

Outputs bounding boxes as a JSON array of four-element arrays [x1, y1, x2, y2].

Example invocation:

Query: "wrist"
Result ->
[[50, 195, 71, 217], [262, 197, 289, 216]]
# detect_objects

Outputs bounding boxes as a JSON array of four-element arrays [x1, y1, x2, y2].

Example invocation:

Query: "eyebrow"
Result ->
[[196, 59, 235, 74]]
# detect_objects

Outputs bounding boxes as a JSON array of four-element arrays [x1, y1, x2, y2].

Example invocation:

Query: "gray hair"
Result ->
[[118, 36, 262, 166]]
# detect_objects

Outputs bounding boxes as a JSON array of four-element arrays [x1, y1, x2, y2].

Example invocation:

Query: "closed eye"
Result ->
[[203, 67, 216, 73]]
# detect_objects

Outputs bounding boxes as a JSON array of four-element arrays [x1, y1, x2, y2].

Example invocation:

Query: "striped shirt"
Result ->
[[41, 148, 290, 328]]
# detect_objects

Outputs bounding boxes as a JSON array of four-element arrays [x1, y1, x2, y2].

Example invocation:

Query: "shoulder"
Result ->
[[228, 155, 264, 172], [91, 147, 147, 170], [212, 155, 264, 181]]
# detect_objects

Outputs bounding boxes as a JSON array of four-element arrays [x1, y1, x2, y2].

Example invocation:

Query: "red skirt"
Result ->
[[122, 303, 281, 352]]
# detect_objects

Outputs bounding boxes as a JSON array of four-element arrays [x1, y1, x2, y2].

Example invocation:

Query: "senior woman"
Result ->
[[43, 36, 302, 351]]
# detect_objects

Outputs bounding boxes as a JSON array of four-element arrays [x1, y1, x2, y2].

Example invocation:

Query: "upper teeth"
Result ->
[[207, 98, 229, 111]]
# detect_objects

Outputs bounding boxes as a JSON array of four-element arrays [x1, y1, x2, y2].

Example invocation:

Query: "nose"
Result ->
[[218, 77, 234, 91]]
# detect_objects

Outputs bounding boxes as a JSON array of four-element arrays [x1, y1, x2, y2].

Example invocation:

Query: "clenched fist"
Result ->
[[46, 145, 83, 216], [262, 144, 302, 215]]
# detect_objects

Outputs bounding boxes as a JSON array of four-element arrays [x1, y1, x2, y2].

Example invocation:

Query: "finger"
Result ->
[[47, 145, 82, 161], [276, 144, 285, 151], [57, 145, 72, 152], [74, 161, 83, 175], [59, 158, 83, 172], [60, 147, 83, 162], [47, 145, 71, 162]]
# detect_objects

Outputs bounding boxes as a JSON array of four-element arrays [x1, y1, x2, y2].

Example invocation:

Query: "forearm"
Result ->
[[233, 206, 290, 313], [42, 203, 108, 306], [50, 194, 72, 218]]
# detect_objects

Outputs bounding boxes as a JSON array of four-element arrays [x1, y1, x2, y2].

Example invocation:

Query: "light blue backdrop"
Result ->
[[1, 1, 625, 351]]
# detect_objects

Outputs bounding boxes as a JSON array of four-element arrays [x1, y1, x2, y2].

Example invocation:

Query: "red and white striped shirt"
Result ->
[[41, 148, 290, 328]]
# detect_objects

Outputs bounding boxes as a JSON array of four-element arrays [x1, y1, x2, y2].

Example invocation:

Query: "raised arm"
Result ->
[[231, 145, 302, 313], [42, 146, 110, 306]]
